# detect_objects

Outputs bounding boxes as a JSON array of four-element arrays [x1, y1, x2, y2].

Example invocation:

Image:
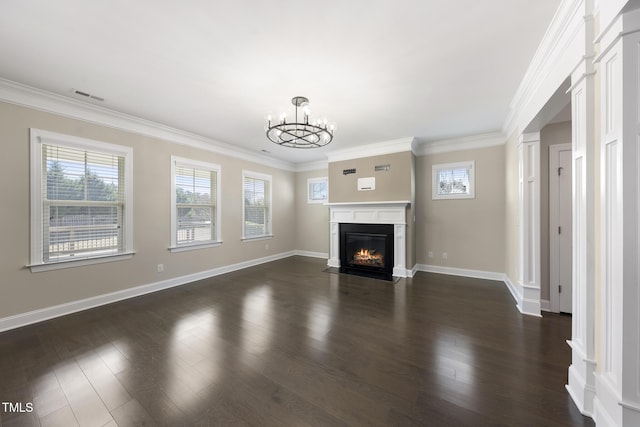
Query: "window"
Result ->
[[170, 156, 221, 251], [242, 171, 272, 239], [307, 177, 328, 203], [30, 129, 133, 271], [432, 160, 475, 200]]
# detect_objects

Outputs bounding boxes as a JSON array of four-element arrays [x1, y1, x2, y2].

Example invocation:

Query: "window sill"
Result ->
[[168, 241, 223, 253], [241, 235, 273, 242], [27, 252, 135, 273]]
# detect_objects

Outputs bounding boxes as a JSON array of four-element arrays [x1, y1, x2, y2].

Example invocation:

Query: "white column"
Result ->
[[518, 132, 541, 316], [393, 223, 408, 278], [566, 10, 596, 416], [328, 221, 340, 268], [593, 8, 640, 427]]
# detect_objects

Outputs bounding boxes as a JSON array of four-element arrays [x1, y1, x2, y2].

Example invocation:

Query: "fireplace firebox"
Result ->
[[339, 223, 394, 281]]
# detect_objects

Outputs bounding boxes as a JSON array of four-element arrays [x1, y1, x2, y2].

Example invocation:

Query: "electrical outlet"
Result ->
[[442, 253, 448, 260], [428, 251, 433, 258], [265, 243, 269, 250], [157, 263, 164, 273]]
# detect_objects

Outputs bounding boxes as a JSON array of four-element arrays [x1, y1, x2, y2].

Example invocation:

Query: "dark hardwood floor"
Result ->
[[0, 256, 594, 426]]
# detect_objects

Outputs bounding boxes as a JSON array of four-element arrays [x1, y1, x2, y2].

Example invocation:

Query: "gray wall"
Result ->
[[0, 98, 519, 323], [328, 152, 413, 203], [295, 169, 329, 255], [0, 101, 296, 319], [415, 145, 506, 273], [328, 151, 415, 268]]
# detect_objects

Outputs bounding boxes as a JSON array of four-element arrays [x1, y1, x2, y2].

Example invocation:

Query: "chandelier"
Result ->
[[265, 96, 335, 148]]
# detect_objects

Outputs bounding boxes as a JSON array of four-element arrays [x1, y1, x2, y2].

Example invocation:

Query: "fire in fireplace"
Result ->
[[339, 223, 394, 281], [353, 248, 384, 266]]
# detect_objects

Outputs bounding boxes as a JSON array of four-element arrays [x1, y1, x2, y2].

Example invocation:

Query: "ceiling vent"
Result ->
[[72, 89, 104, 102]]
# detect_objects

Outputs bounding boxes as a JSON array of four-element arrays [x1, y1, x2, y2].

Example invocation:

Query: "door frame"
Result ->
[[549, 143, 572, 313]]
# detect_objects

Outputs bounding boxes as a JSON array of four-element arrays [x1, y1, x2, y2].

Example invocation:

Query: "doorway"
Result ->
[[549, 143, 572, 313]]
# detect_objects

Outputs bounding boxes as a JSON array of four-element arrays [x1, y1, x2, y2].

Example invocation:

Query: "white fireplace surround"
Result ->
[[327, 201, 410, 278]]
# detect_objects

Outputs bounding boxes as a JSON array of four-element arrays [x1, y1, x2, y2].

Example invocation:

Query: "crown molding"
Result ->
[[0, 78, 297, 171], [326, 137, 416, 163], [503, 0, 585, 137], [414, 132, 506, 156], [295, 160, 329, 172]]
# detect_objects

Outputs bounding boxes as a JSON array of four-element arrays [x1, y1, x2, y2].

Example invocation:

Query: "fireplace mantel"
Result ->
[[327, 201, 410, 277]]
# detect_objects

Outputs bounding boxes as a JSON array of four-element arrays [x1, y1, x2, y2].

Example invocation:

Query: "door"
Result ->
[[550, 144, 572, 314]]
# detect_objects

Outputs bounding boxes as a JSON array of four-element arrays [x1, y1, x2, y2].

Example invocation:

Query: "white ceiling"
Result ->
[[0, 1, 561, 164]]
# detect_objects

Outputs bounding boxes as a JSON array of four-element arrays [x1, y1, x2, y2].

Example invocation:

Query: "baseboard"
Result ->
[[415, 264, 505, 281], [410, 264, 419, 278], [415, 265, 532, 314], [0, 250, 297, 333], [502, 274, 523, 313], [294, 250, 328, 259], [541, 299, 551, 312]]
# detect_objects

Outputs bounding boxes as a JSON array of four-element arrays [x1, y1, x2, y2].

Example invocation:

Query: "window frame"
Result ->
[[241, 170, 273, 241], [432, 160, 475, 200], [307, 176, 328, 204], [29, 128, 134, 272], [170, 156, 222, 252]]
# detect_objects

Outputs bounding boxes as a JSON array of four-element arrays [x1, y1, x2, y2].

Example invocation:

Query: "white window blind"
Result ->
[[43, 144, 125, 261], [432, 161, 475, 200], [438, 168, 469, 194], [174, 163, 218, 246], [30, 129, 134, 268], [243, 172, 271, 238], [308, 177, 328, 203]]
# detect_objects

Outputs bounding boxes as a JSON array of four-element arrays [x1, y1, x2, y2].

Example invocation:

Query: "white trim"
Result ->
[[326, 137, 416, 163], [30, 128, 134, 269], [242, 170, 273, 240], [295, 160, 328, 172], [294, 250, 328, 259], [414, 264, 504, 281], [307, 176, 328, 204], [241, 235, 274, 242], [168, 241, 223, 253], [566, 339, 597, 417], [567, 19, 597, 416], [1, 251, 298, 333], [0, 78, 296, 171], [28, 252, 135, 273], [415, 132, 506, 156], [431, 160, 475, 200], [541, 299, 551, 312], [503, 0, 585, 137], [325, 200, 410, 207], [503, 274, 524, 313], [518, 132, 542, 317], [415, 265, 526, 312], [329, 203, 408, 277], [170, 156, 222, 249]]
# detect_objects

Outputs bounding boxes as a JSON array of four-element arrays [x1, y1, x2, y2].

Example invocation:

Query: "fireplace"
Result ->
[[339, 223, 394, 281], [328, 201, 409, 278]]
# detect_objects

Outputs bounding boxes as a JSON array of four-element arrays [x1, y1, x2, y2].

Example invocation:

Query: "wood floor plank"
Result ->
[[0, 256, 594, 426]]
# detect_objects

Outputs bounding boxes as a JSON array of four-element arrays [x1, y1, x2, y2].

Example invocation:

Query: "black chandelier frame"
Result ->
[[265, 96, 334, 148]]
